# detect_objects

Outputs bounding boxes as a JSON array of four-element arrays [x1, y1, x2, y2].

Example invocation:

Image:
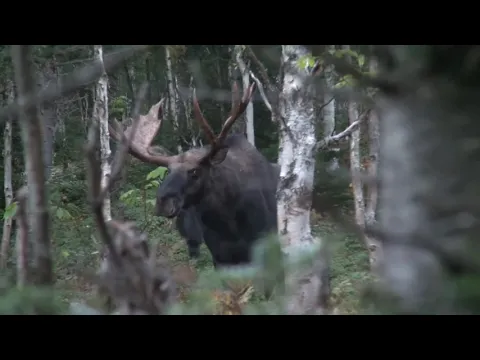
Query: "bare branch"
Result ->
[[12, 45, 52, 286], [85, 121, 120, 267], [316, 110, 370, 151], [97, 221, 176, 314], [0, 45, 149, 125], [249, 70, 272, 112], [317, 97, 335, 123], [245, 46, 277, 92]]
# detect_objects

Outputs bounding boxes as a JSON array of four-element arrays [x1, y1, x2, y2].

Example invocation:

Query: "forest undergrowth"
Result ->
[[52, 190, 369, 314], [2, 161, 369, 314]]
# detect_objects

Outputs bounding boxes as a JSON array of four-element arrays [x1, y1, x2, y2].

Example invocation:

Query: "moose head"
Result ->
[[109, 82, 256, 219]]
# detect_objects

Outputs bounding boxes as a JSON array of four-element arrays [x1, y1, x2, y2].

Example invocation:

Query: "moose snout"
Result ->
[[156, 195, 182, 218]]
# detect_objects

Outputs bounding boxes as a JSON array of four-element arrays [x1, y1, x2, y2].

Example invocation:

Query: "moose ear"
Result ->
[[208, 146, 229, 166]]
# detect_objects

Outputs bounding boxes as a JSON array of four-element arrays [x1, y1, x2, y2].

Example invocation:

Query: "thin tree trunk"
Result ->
[[11, 45, 53, 286], [235, 45, 255, 145], [0, 80, 15, 268], [38, 59, 58, 180], [177, 75, 198, 147], [343, 45, 382, 273], [124, 62, 136, 100], [323, 45, 338, 173], [364, 56, 382, 272], [165, 46, 183, 153], [347, 97, 365, 229], [16, 188, 29, 288], [277, 45, 329, 314], [93, 45, 112, 222]]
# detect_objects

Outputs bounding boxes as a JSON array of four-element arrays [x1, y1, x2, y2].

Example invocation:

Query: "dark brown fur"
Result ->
[[157, 134, 278, 268]]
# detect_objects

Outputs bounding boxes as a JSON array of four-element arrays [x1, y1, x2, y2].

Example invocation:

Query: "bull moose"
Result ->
[[177, 163, 280, 260], [109, 82, 278, 268]]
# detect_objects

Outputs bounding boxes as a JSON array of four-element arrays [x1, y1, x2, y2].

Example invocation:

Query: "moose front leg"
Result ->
[[202, 227, 249, 268]]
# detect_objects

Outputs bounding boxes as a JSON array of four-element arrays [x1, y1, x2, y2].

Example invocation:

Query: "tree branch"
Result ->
[[316, 110, 370, 151], [0, 45, 149, 125], [245, 46, 277, 92], [249, 70, 272, 112]]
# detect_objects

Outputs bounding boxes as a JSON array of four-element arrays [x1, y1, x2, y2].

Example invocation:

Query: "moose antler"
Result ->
[[193, 81, 256, 149], [110, 81, 255, 166], [108, 99, 178, 166]]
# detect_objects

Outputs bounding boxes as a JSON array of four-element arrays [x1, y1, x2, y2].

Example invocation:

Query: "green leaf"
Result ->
[[334, 74, 356, 89], [150, 180, 160, 187], [55, 207, 72, 220], [146, 166, 168, 181], [357, 54, 365, 68], [146, 199, 156, 207], [120, 189, 136, 201], [297, 55, 317, 70], [3, 202, 17, 220], [334, 49, 359, 59]]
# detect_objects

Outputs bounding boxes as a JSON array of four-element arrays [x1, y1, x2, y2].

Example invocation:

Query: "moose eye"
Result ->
[[188, 168, 199, 179]]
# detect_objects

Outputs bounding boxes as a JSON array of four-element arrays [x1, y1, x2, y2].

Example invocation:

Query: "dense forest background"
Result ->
[[1, 45, 477, 315]]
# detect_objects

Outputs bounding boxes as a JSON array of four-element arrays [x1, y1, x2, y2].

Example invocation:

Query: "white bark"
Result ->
[[343, 45, 381, 272], [234, 45, 255, 146], [364, 57, 382, 272], [0, 80, 15, 268], [347, 98, 365, 228], [93, 45, 112, 221], [277, 45, 328, 314], [176, 75, 198, 147], [323, 45, 338, 173], [323, 46, 336, 138], [165, 46, 183, 153], [277, 45, 316, 248]]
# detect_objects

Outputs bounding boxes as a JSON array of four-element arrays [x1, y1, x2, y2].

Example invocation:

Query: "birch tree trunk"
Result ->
[[346, 91, 365, 230], [364, 56, 382, 272], [93, 45, 112, 222], [343, 45, 382, 273], [323, 45, 338, 173], [277, 45, 329, 314], [234, 45, 255, 146], [0, 80, 15, 268], [165, 46, 183, 153]]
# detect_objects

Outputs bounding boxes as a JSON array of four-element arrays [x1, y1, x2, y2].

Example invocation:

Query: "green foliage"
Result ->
[[297, 55, 317, 70], [110, 95, 129, 119], [3, 201, 17, 220], [0, 285, 66, 315], [335, 74, 357, 88], [146, 166, 168, 181], [0, 44, 369, 314], [51, 205, 73, 220]]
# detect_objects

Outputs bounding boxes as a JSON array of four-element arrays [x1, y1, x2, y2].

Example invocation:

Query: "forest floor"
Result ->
[[54, 210, 371, 314]]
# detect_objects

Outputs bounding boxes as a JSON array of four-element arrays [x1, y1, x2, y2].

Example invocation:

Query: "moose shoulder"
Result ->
[[109, 83, 278, 268]]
